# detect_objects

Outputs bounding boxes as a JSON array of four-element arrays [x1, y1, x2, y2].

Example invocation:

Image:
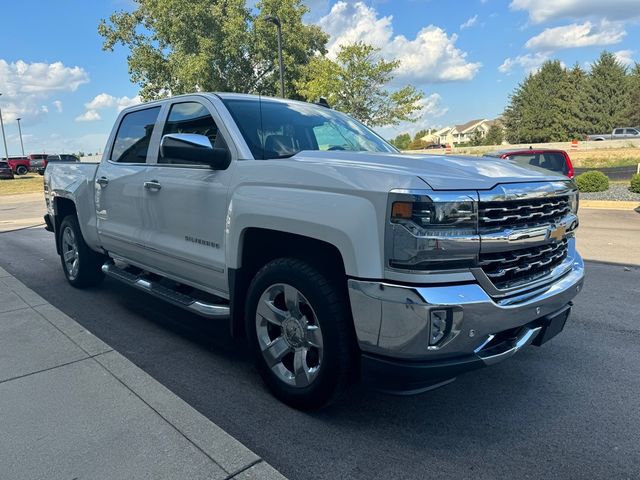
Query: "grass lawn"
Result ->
[[570, 148, 640, 168], [0, 174, 44, 196]]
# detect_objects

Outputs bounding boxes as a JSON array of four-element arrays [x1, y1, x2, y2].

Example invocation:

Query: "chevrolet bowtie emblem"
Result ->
[[547, 224, 566, 242]]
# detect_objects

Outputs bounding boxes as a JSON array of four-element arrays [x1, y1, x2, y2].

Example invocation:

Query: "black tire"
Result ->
[[58, 215, 107, 288], [245, 258, 356, 409], [16, 165, 28, 175]]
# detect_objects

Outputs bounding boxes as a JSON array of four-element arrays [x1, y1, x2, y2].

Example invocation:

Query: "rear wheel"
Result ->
[[16, 165, 28, 175], [246, 258, 356, 409], [58, 215, 107, 288]]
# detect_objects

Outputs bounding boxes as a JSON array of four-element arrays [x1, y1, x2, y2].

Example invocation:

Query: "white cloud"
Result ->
[[76, 92, 141, 123], [525, 21, 626, 50], [85, 93, 141, 112], [460, 15, 478, 30], [614, 49, 634, 67], [0, 59, 89, 123], [53, 100, 63, 113], [499, 52, 552, 74], [318, 2, 481, 83], [75, 110, 101, 122], [510, 0, 640, 23]]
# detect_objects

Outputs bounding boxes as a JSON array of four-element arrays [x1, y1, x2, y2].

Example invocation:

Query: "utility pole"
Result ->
[[0, 93, 9, 161], [266, 15, 285, 98], [16, 117, 25, 157]]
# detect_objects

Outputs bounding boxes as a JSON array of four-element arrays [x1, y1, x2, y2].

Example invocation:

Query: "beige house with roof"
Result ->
[[421, 119, 502, 146]]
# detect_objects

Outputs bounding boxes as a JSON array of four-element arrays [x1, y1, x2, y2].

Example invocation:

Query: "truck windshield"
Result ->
[[220, 97, 397, 159]]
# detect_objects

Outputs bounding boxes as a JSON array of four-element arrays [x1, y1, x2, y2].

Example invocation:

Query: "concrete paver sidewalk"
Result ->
[[0, 265, 285, 480]]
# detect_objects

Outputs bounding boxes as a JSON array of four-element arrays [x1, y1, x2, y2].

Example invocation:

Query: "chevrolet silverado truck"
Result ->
[[44, 93, 584, 409]]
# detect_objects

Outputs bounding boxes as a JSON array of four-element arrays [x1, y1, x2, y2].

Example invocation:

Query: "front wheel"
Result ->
[[58, 215, 107, 288], [245, 258, 356, 409]]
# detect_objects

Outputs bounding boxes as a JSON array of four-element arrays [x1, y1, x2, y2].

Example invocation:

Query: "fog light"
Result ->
[[429, 309, 449, 346]]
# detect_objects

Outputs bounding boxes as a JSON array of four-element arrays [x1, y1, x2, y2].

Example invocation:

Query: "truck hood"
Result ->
[[292, 151, 567, 191]]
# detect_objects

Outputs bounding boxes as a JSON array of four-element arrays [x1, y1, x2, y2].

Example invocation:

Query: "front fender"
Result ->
[[225, 185, 384, 278]]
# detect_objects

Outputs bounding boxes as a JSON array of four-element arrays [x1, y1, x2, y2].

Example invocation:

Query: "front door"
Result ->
[[141, 98, 235, 296], [95, 105, 162, 260]]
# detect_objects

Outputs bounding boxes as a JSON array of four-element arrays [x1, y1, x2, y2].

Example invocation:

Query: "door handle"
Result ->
[[144, 180, 162, 191], [96, 177, 109, 187]]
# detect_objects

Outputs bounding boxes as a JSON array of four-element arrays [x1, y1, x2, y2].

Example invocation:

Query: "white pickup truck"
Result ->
[[44, 93, 584, 409]]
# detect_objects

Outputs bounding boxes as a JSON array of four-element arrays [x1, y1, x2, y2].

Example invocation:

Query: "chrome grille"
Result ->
[[479, 239, 568, 290], [479, 196, 571, 231]]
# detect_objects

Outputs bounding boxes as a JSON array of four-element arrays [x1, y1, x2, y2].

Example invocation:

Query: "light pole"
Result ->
[[0, 93, 9, 161], [16, 117, 25, 157], [266, 15, 285, 98]]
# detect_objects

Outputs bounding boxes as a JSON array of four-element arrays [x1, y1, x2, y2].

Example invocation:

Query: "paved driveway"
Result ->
[[0, 217, 638, 479]]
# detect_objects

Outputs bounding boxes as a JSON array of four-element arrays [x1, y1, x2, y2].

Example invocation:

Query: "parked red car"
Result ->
[[485, 148, 574, 179], [6, 156, 31, 175]]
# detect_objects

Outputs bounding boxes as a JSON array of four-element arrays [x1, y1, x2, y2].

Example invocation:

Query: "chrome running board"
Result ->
[[101, 262, 230, 319]]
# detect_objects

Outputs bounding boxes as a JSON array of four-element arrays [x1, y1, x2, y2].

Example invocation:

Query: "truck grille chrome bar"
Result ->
[[479, 196, 571, 231], [479, 239, 568, 290]]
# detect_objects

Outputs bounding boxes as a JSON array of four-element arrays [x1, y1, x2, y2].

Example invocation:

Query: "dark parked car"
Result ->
[[484, 148, 574, 179], [35, 153, 80, 175], [0, 160, 15, 179]]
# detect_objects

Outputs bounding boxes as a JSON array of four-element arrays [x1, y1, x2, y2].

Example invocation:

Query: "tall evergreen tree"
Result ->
[[503, 61, 567, 143], [553, 64, 588, 140], [621, 63, 640, 127], [583, 51, 629, 133]]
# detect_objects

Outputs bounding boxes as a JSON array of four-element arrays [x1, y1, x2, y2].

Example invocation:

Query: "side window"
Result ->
[[625, 128, 638, 135], [160, 102, 227, 165], [614, 128, 624, 135], [111, 106, 161, 163]]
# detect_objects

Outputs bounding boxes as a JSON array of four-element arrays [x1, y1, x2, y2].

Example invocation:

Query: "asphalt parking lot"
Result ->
[[0, 215, 638, 479]]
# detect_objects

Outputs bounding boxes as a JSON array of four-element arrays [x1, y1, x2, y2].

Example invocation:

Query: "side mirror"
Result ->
[[160, 133, 231, 170]]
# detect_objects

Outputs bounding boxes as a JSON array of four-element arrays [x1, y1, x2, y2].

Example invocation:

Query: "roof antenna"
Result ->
[[315, 97, 331, 109]]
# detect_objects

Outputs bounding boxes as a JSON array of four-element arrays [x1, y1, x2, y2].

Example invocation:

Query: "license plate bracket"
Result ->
[[532, 307, 570, 346]]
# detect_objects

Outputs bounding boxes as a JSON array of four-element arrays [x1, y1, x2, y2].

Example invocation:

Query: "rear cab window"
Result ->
[[505, 152, 567, 175], [111, 106, 161, 163]]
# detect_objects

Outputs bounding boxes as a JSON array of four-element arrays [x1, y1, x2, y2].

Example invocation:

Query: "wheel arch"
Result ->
[[228, 228, 349, 338]]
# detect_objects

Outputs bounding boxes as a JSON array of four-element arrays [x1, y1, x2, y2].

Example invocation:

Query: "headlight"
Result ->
[[386, 191, 480, 271], [569, 191, 579, 214]]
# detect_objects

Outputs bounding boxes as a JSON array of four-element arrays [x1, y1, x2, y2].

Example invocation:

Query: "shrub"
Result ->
[[575, 171, 609, 192], [630, 174, 640, 193]]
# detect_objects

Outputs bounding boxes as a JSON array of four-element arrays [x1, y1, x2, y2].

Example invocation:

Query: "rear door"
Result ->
[[140, 96, 237, 295], [95, 105, 162, 260]]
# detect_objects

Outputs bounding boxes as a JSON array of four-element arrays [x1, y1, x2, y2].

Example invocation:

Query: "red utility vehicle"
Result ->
[[5, 156, 31, 175], [484, 148, 574, 179]]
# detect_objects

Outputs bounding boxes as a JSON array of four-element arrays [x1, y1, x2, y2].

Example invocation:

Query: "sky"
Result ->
[[1, 0, 640, 154]]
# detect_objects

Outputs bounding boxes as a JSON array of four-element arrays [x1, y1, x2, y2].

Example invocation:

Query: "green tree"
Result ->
[[296, 42, 424, 126], [98, 0, 326, 99], [553, 64, 589, 140], [621, 63, 640, 127], [484, 124, 504, 145], [390, 133, 411, 149], [469, 128, 484, 146], [407, 129, 428, 149], [503, 60, 568, 143], [583, 51, 629, 133]]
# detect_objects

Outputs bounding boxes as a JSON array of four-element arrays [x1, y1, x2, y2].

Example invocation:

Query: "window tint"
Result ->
[[506, 153, 566, 175], [625, 128, 638, 135], [47, 155, 61, 162], [222, 98, 396, 159], [111, 106, 160, 163], [614, 128, 624, 134], [160, 102, 226, 165]]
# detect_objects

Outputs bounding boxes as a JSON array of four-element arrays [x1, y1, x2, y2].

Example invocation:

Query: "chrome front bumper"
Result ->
[[348, 238, 585, 362]]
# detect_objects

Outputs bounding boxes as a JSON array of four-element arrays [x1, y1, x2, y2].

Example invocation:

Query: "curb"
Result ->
[[0, 265, 287, 480], [580, 200, 640, 211]]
